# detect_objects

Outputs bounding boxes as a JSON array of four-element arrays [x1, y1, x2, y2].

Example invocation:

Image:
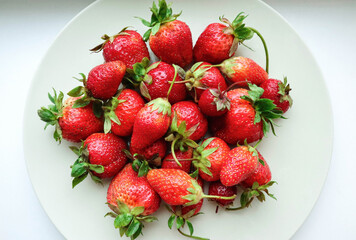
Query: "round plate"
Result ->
[[24, 0, 333, 239]]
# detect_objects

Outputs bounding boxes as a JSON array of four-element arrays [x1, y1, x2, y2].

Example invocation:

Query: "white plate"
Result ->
[[23, 0, 333, 239]]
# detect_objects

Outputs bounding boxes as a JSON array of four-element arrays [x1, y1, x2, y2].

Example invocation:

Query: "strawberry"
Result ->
[[67, 61, 126, 104], [130, 138, 167, 162], [106, 164, 160, 239], [208, 181, 237, 207], [260, 77, 293, 113], [138, 0, 193, 67], [102, 89, 145, 135], [90, 27, 150, 69], [130, 98, 171, 150], [193, 12, 269, 67], [183, 62, 227, 101], [69, 133, 127, 188], [126, 58, 187, 104], [37, 90, 103, 143], [147, 169, 235, 206], [167, 177, 206, 239], [161, 148, 193, 173], [210, 84, 284, 144], [219, 56, 268, 87], [192, 137, 230, 182], [220, 144, 261, 187], [241, 151, 271, 187], [198, 88, 230, 117]]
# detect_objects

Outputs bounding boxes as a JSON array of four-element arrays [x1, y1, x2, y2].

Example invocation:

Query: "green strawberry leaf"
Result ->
[[114, 213, 133, 228], [72, 97, 91, 108], [71, 162, 87, 177], [67, 86, 85, 97], [72, 172, 88, 188], [131, 206, 145, 216], [126, 219, 141, 237], [168, 214, 176, 229], [89, 164, 104, 174], [176, 216, 184, 229], [186, 220, 194, 236]]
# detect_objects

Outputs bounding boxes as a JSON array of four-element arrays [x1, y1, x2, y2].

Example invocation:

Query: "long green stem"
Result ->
[[178, 228, 210, 240], [249, 27, 269, 74], [171, 137, 182, 167], [202, 194, 236, 200], [167, 64, 179, 99]]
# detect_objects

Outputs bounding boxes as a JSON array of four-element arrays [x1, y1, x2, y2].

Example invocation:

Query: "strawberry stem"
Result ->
[[249, 27, 269, 74], [167, 64, 179, 99], [202, 194, 236, 201], [177, 228, 210, 240], [171, 137, 183, 167]]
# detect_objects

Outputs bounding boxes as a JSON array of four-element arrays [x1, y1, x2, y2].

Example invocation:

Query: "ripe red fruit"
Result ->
[[219, 57, 268, 87], [171, 101, 208, 141], [208, 181, 237, 206], [131, 98, 171, 150], [90, 28, 150, 69], [260, 77, 293, 113], [184, 62, 227, 101], [147, 169, 235, 206], [130, 138, 167, 161], [38, 90, 103, 143], [86, 61, 126, 100], [126, 59, 187, 104], [193, 13, 257, 64], [106, 89, 145, 136], [220, 145, 259, 187], [193, 137, 230, 182], [162, 148, 193, 173], [198, 88, 230, 117], [139, 0, 192, 67], [106, 164, 160, 238], [241, 151, 271, 187]]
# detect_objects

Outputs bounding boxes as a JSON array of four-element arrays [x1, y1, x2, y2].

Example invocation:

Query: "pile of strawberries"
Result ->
[[37, 0, 293, 239]]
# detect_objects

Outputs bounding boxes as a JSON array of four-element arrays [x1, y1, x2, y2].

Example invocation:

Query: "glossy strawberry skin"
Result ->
[[220, 146, 258, 187], [193, 23, 234, 64], [161, 148, 193, 173], [198, 138, 230, 182], [111, 89, 145, 137], [241, 152, 271, 187], [210, 89, 263, 144], [59, 97, 103, 142], [147, 169, 197, 206], [171, 178, 204, 216], [260, 79, 290, 113], [198, 89, 227, 117], [103, 30, 150, 69], [130, 99, 171, 150], [192, 62, 227, 100], [208, 181, 237, 206], [145, 62, 187, 104], [130, 138, 167, 160], [85, 133, 127, 178], [107, 164, 161, 216], [149, 20, 193, 68], [171, 101, 208, 141], [86, 61, 126, 100], [220, 57, 268, 87]]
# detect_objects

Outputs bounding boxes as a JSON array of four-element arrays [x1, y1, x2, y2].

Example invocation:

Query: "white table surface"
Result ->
[[1, 0, 355, 239]]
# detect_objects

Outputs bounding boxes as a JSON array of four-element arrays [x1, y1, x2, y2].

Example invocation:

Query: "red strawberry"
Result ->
[[131, 98, 171, 150], [130, 138, 167, 161], [139, 0, 193, 67], [220, 145, 259, 187], [167, 178, 206, 239], [162, 148, 193, 173], [38, 91, 103, 143], [260, 77, 293, 113], [106, 164, 160, 238], [171, 101, 208, 141], [69, 133, 128, 187], [193, 137, 230, 182], [210, 84, 284, 144], [198, 88, 230, 117], [241, 151, 271, 187], [126, 59, 187, 104], [184, 62, 227, 101], [219, 57, 268, 87], [193, 13, 265, 64], [147, 169, 235, 206], [103, 89, 145, 135], [90, 27, 150, 69], [208, 181, 237, 206]]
